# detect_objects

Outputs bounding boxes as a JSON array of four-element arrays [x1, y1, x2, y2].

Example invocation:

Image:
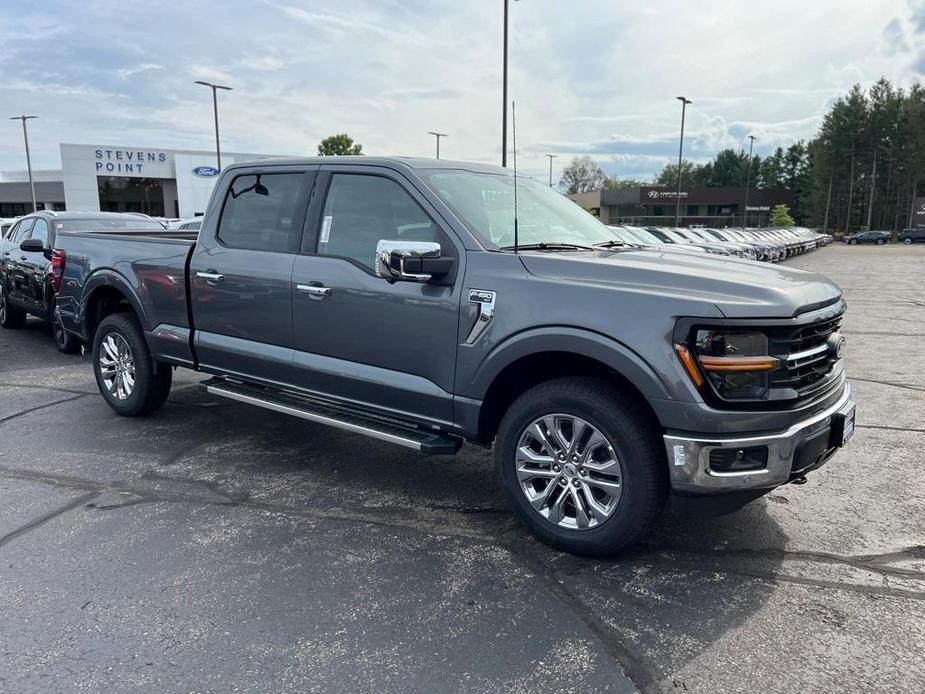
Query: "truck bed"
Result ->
[[54, 229, 197, 365]]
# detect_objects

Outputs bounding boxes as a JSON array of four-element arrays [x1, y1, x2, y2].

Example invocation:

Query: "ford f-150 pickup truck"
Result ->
[[52, 157, 855, 555]]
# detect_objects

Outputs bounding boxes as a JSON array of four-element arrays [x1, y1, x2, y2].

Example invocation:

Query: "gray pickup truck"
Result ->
[[53, 157, 855, 555]]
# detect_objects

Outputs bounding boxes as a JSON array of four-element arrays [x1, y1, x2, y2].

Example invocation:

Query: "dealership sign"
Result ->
[[192, 166, 219, 177], [94, 148, 168, 173], [644, 189, 688, 200]]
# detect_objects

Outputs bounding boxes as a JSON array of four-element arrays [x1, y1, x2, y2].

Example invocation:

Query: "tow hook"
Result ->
[[791, 475, 808, 485]]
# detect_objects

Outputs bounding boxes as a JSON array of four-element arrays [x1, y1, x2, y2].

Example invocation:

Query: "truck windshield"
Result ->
[[422, 170, 615, 250]]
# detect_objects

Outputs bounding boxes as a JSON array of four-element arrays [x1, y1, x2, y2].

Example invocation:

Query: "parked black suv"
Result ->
[[0, 211, 166, 351], [898, 228, 925, 244], [844, 230, 891, 245]]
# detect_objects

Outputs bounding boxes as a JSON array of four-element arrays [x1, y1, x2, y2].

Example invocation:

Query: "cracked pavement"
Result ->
[[0, 244, 923, 693]]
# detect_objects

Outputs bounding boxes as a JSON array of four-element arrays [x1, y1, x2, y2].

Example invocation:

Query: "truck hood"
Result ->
[[518, 248, 842, 318]]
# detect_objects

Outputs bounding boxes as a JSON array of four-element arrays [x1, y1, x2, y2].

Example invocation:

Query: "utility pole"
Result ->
[[545, 154, 557, 187], [674, 96, 692, 227], [194, 81, 233, 171], [501, 0, 509, 167], [742, 134, 757, 228], [427, 131, 447, 159], [9, 115, 38, 212], [845, 142, 856, 234], [866, 147, 877, 230], [822, 176, 833, 233]]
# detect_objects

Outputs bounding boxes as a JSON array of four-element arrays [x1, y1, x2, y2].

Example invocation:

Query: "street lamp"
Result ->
[[742, 134, 757, 228], [427, 131, 448, 159], [674, 96, 692, 227], [194, 80, 232, 171], [9, 115, 38, 212], [545, 154, 557, 187], [501, 0, 521, 167]]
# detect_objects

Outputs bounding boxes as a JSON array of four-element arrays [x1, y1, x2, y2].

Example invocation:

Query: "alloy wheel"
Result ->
[[515, 414, 623, 530], [98, 332, 135, 400]]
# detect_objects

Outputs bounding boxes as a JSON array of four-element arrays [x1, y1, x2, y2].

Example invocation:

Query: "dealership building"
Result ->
[[569, 185, 796, 227], [0, 143, 276, 219]]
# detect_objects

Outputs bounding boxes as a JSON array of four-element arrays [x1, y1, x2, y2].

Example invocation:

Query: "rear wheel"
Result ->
[[92, 313, 172, 416], [0, 284, 26, 329], [495, 377, 667, 556], [876, 238, 886, 245]]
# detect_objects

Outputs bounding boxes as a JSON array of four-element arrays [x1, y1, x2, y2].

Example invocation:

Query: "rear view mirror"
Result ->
[[20, 238, 46, 254], [375, 240, 454, 283]]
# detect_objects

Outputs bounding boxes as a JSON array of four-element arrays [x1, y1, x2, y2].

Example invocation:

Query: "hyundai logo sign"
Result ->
[[192, 166, 219, 177]]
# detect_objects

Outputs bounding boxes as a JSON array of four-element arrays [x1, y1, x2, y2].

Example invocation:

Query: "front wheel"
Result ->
[[0, 284, 26, 329], [92, 313, 172, 416], [903, 238, 912, 245], [876, 238, 886, 245], [848, 239, 858, 245], [51, 301, 80, 353], [495, 377, 667, 556]]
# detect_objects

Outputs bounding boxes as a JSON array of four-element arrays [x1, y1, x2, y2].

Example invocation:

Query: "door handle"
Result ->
[[196, 271, 224, 282], [297, 284, 332, 297], [20, 256, 27, 261]]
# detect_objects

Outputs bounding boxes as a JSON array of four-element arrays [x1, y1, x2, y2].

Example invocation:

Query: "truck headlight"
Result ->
[[675, 330, 778, 399]]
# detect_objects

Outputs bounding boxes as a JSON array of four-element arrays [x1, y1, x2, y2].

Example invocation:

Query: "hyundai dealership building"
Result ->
[[0, 143, 275, 219]]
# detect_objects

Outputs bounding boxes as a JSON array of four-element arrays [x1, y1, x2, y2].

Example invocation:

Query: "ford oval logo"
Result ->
[[192, 166, 219, 177]]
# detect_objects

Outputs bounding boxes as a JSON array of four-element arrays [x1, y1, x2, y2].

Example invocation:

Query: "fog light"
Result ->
[[708, 446, 768, 473]]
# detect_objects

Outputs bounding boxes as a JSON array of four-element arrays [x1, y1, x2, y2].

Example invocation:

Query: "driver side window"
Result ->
[[30, 218, 49, 246], [316, 174, 437, 270]]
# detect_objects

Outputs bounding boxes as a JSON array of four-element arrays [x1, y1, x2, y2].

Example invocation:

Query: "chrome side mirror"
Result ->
[[375, 240, 452, 283]]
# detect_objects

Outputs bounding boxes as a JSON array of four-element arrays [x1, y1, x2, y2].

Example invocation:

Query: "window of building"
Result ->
[[52, 202, 66, 212], [217, 173, 305, 253], [316, 174, 437, 270]]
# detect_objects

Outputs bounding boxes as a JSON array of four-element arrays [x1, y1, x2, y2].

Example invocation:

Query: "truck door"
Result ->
[[289, 166, 463, 426], [4, 218, 34, 309], [21, 217, 51, 314], [189, 165, 317, 385]]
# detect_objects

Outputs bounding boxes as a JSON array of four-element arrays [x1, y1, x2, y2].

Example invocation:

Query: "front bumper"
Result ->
[[664, 381, 854, 494]]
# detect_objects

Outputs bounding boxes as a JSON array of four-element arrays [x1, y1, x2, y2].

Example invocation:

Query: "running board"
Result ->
[[199, 377, 462, 455]]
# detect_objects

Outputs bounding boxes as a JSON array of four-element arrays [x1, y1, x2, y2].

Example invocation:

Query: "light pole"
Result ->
[[501, 0, 510, 167], [742, 134, 757, 228], [194, 80, 232, 171], [674, 96, 692, 227], [545, 154, 557, 187], [427, 131, 448, 159], [9, 115, 38, 212]]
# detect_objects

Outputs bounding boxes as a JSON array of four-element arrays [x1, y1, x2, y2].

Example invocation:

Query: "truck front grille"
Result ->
[[771, 313, 843, 396]]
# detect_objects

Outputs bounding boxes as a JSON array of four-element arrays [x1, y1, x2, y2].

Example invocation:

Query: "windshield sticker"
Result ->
[[320, 215, 332, 244]]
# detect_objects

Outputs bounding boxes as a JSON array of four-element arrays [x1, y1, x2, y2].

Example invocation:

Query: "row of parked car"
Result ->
[[605, 225, 832, 262], [843, 228, 925, 245]]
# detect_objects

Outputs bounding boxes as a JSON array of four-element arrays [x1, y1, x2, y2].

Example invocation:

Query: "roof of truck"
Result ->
[[225, 156, 511, 175]]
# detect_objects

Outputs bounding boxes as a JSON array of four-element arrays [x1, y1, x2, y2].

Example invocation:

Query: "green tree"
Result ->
[[317, 133, 363, 156], [559, 155, 608, 194], [655, 160, 712, 187], [604, 176, 649, 189], [769, 204, 795, 226]]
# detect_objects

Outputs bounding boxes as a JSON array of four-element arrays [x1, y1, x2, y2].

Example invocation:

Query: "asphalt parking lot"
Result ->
[[1, 244, 923, 693]]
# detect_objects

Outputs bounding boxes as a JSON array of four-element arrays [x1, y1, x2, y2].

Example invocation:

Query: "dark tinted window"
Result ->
[[54, 218, 165, 231], [218, 173, 305, 253], [317, 174, 436, 269], [30, 218, 49, 245]]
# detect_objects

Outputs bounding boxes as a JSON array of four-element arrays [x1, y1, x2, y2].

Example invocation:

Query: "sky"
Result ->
[[1, 0, 923, 183]]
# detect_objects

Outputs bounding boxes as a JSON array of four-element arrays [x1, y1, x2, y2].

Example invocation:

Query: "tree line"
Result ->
[[561, 78, 924, 231]]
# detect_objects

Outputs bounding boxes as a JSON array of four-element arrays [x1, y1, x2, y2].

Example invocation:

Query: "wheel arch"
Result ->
[[466, 328, 671, 443], [81, 270, 147, 342]]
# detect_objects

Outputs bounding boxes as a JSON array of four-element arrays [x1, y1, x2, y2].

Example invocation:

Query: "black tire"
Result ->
[[876, 238, 886, 245], [50, 300, 81, 353], [903, 238, 912, 245], [0, 283, 26, 329], [92, 313, 172, 416], [495, 377, 668, 556], [848, 239, 858, 245]]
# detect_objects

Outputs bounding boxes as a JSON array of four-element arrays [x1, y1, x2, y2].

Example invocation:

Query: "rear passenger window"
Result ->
[[217, 173, 305, 253], [317, 174, 437, 270]]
